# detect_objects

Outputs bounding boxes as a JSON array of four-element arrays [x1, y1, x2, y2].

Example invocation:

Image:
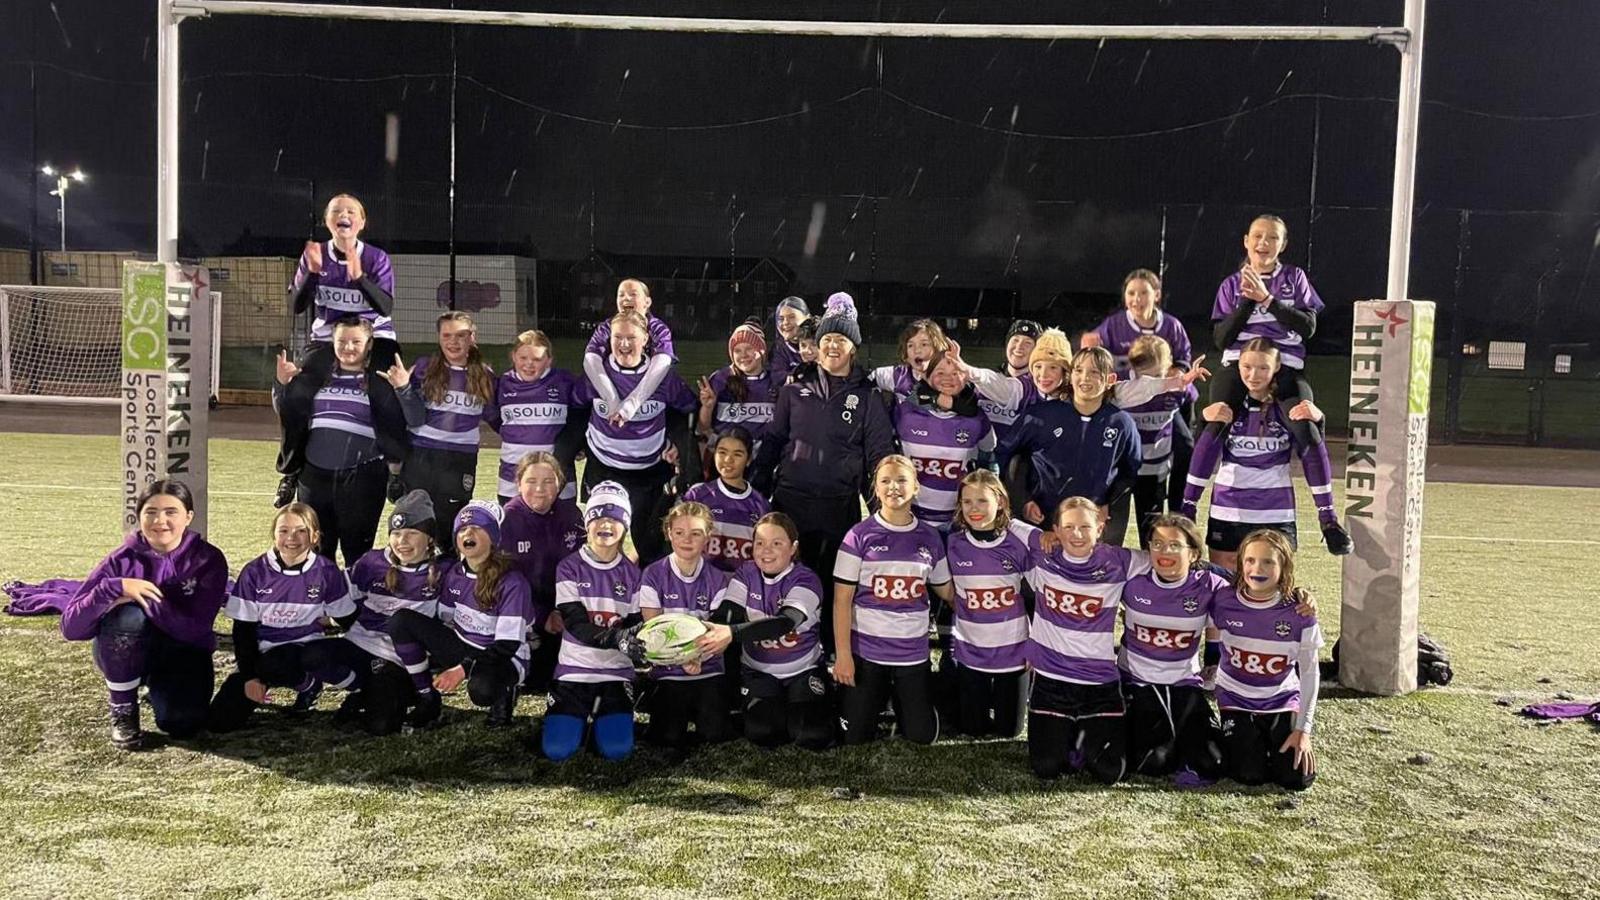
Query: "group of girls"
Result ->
[[68, 466, 1319, 791], [61, 207, 1344, 791]]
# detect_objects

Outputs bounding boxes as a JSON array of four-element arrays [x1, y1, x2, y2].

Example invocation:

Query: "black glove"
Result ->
[[613, 621, 649, 667], [386, 471, 407, 503]]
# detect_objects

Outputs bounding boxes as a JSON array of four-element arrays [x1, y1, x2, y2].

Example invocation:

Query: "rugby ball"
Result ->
[[637, 613, 709, 666]]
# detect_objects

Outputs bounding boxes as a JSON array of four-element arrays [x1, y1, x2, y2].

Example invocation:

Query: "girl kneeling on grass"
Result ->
[[637, 501, 733, 750], [1211, 529, 1321, 791], [1118, 514, 1229, 782], [387, 501, 533, 730], [545, 482, 645, 761], [317, 490, 443, 735], [943, 470, 1036, 739], [694, 512, 834, 750], [1024, 497, 1151, 784], [832, 455, 954, 745], [63, 480, 230, 750], [499, 451, 587, 692], [208, 503, 357, 732]]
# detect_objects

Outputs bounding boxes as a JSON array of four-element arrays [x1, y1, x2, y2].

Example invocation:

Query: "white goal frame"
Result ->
[[157, 0, 1426, 298], [0, 284, 222, 405]]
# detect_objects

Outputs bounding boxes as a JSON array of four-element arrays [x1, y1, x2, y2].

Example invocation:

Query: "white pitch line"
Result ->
[[0, 481, 272, 498], [1424, 535, 1600, 546]]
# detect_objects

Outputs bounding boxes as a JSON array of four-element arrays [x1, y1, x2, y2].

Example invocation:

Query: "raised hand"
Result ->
[[1240, 266, 1271, 305], [344, 248, 364, 282], [697, 376, 716, 407], [302, 241, 324, 275], [275, 350, 302, 385], [1200, 402, 1233, 424], [1181, 355, 1211, 386], [379, 354, 410, 389]]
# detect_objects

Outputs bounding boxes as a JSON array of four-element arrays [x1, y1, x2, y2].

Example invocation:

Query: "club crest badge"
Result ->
[[1182, 597, 1200, 614], [1274, 620, 1293, 638], [955, 429, 971, 445]]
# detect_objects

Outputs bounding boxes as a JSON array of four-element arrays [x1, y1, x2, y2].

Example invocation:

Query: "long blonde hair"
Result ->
[[423, 312, 495, 405]]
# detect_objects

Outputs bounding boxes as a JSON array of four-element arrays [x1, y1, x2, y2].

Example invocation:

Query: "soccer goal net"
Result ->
[[0, 285, 221, 405]]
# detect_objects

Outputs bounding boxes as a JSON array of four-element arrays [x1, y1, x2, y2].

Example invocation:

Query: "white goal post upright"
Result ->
[[153, 0, 1429, 694]]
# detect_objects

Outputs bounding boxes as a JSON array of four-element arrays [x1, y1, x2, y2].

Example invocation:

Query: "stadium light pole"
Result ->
[[41, 165, 87, 253]]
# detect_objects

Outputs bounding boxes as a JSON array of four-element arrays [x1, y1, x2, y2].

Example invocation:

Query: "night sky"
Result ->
[[4, 1, 1599, 338]]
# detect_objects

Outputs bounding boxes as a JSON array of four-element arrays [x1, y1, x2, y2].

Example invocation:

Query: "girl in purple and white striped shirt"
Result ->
[[832, 455, 953, 746], [402, 312, 498, 541], [276, 316, 424, 567], [943, 470, 1035, 738], [487, 329, 579, 503], [1181, 339, 1349, 570], [574, 310, 698, 564], [208, 503, 357, 732]]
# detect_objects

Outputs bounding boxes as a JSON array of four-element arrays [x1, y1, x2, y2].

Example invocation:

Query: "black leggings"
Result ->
[[297, 458, 387, 567], [277, 338, 404, 474], [387, 609, 520, 708], [644, 677, 733, 748], [1104, 474, 1168, 549], [839, 658, 939, 745], [581, 456, 676, 564], [1209, 363, 1322, 446], [1165, 402, 1195, 514], [1027, 677, 1127, 784], [400, 446, 479, 550], [771, 488, 860, 654], [1125, 683, 1224, 778], [207, 642, 321, 732], [1221, 709, 1316, 791], [93, 604, 213, 738], [952, 663, 1026, 739], [743, 668, 835, 751]]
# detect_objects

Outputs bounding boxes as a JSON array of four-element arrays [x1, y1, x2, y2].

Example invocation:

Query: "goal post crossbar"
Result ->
[[172, 2, 1408, 45], [156, 0, 1425, 299]]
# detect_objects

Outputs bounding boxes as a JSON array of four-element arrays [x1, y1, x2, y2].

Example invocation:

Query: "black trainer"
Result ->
[[407, 690, 443, 729], [110, 703, 143, 751], [487, 685, 519, 728], [273, 474, 299, 508], [289, 681, 323, 714], [1322, 521, 1354, 556]]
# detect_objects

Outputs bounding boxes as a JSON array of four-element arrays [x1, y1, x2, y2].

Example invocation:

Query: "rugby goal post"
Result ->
[[153, 1, 1430, 695], [0, 283, 220, 406]]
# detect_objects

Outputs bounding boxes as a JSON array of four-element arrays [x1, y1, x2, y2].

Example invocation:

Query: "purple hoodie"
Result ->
[[62, 531, 230, 650], [499, 496, 587, 621]]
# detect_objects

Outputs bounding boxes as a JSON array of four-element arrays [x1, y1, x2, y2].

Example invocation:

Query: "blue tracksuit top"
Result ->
[[995, 398, 1142, 515], [752, 363, 896, 501]]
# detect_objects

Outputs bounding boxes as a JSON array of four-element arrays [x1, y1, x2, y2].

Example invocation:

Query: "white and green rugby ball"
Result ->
[[637, 613, 709, 666]]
